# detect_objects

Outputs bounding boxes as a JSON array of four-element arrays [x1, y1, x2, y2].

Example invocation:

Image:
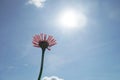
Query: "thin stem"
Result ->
[[38, 48, 45, 80]]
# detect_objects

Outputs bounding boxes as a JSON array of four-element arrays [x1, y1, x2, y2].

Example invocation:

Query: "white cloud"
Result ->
[[42, 76, 64, 80], [27, 0, 46, 8]]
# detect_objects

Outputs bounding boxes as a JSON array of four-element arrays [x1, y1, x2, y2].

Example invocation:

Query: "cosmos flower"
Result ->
[[32, 33, 57, 80], [32, 33, 56, 50]]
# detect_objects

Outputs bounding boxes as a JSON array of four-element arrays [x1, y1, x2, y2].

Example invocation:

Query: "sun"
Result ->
[[58, 9, 78, 28], [57, 8, 87, 30]]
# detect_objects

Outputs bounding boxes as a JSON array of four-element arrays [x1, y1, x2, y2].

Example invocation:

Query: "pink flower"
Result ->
[[32, 33, 56, 50]]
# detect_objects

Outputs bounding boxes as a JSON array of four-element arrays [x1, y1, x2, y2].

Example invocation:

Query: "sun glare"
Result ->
[[57, 8, 87, 30], [58, 9, 78, 28]]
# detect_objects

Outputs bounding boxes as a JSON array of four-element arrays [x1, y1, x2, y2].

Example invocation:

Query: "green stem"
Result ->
[[38, 48, 45, 80]]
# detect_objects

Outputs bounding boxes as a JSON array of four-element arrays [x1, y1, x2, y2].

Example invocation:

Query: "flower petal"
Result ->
[[44, 34, 47, 41], [40, 33, 43, 41]]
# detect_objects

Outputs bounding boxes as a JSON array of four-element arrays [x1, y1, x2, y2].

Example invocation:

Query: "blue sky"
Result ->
[[0, 0, 120, 80]]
